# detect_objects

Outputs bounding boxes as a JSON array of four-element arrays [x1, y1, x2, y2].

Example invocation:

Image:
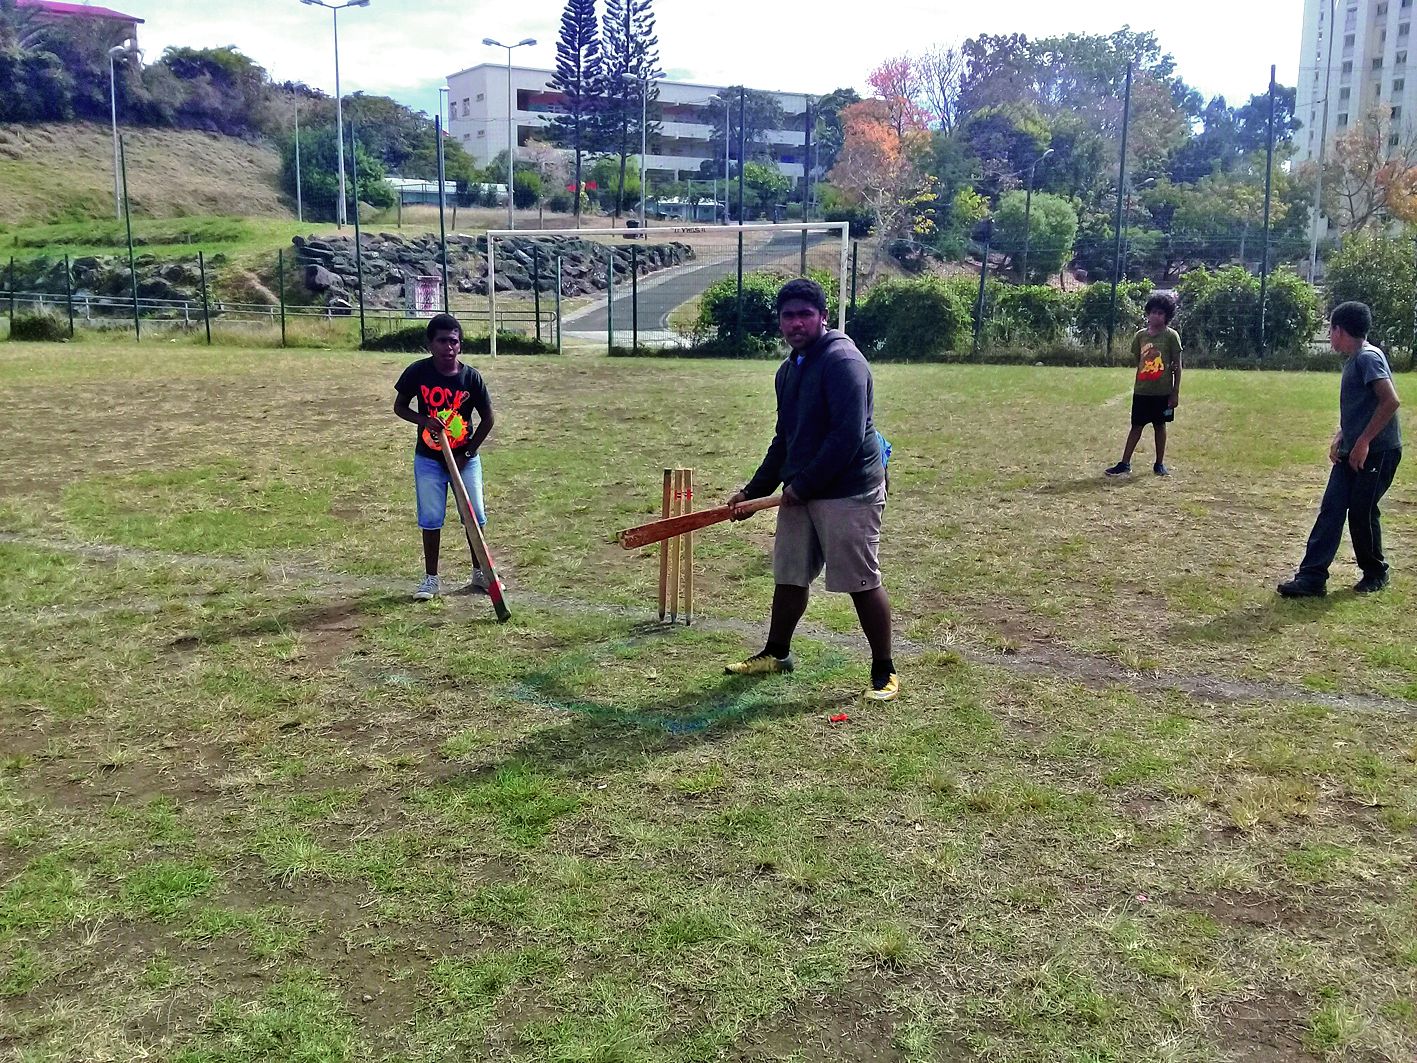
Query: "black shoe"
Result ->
[[1105, 461, 1131, 477], [1277, 578, 1327, 599], [1354, 573, 1390, 594], [1154, 463, 1170, 476]]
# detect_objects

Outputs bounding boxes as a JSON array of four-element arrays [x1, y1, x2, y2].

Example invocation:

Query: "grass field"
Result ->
[[2, 342, 1416, 1062]]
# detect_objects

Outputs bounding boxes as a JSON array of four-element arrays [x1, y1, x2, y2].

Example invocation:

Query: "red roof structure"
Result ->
[[16, 0, 144, 24]]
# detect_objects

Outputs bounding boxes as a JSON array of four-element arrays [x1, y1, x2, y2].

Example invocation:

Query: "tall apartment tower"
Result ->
[[1297, 0, 1417, 166]]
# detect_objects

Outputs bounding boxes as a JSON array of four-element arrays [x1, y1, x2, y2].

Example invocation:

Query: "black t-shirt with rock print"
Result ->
[[394, 358, 492, 463]]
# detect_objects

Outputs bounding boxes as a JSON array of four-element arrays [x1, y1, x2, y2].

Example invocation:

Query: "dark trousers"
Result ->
[[1297, 447, 1402, 585]]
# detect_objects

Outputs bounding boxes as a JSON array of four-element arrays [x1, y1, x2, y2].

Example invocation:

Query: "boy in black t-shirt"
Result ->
[[393, 313, 495, 600]]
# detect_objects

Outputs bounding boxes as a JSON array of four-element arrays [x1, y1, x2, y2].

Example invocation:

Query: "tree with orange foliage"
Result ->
[[828, 99, 936, 268], [1307, 109, 1417, 230]]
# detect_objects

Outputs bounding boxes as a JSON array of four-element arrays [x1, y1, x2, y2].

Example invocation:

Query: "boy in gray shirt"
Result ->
[[1279, 301, 1403, 597]]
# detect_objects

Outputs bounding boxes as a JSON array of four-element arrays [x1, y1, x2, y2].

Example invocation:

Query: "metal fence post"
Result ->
[[607, 247, 615, 351], [64, 254, 74, 338], [973, 220, 992, 358], [199, 251, 212, 345], [278, 249, 287, 347], [349, 121, 367, 346], [7, 257, 13, 339], [850, 241, 859, 319], [1258, 64, 1277, 359], [119, 138, 140, 341], [555, 255, 563, 355], [1106, 62, 1133, 357], [534, 244, 542, 344], [735, 229, 744, 345], [631, 243, 639, 354]]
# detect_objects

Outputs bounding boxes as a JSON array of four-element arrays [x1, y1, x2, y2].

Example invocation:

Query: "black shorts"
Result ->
[[1131, 393, 1171, 427]]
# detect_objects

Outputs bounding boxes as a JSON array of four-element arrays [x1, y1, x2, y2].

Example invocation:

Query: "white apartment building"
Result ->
[[1297, 0, 1417, 166], [445, 64, 813, 185]]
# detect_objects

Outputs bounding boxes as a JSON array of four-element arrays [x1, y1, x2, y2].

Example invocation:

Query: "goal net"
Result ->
[[483, 222, 849, 356]]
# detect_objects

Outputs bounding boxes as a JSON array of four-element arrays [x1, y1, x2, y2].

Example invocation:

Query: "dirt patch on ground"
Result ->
[[735, 976, 914, 1062], [1211, 989, 1317, 1062], [292, 603, 366, 674]]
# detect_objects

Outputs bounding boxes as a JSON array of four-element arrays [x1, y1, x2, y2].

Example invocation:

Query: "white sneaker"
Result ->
[[463, 569, 491, 594], [413, 574, 441, 600]]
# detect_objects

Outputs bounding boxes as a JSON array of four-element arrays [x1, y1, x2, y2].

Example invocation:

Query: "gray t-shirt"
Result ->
[[1340, 343, 1402, 454]]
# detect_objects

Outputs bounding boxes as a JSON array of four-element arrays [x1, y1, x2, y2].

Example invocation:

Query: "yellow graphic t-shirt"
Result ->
[[1131, 328, 1181, 397]]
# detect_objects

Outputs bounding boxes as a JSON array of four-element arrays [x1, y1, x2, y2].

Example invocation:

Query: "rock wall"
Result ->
[[292, 232, 695, 310]]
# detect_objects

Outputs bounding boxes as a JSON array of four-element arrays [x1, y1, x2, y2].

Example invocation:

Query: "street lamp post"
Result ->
[[621, 72, 653, 228], [1020, 147, 1054, 282], [483, 37, 537, 229], [301, 0, 370, 229], [437, 86, 450, 222], [108, 41, 139, 221], [1309, 0, 1337, 282], [721, 93, 730, 224]]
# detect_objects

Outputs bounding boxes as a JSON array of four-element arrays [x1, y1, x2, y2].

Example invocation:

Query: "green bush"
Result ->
[[990, 285, 1078, 346], [1176, 266, 1320, 358], [1324, 231, 1413, 355], [360, 327, 554, 354], [939, 273, 1004, 333], [849, 277, 971, 360], [8, 312, 68, 342], [697, 267, 841, 347], [513, 171, 541, 210], [1076, 279, 1154, 345]]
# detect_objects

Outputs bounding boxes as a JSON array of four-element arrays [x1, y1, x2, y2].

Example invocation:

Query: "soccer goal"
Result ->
[[483, 222, 849, 356]]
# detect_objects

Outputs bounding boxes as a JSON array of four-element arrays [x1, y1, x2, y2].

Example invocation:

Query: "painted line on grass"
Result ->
[[4, 531, 1415, 719]]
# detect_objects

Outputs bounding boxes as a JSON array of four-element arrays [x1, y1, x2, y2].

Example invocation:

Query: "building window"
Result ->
[[1380, 2, 1390, 13], [1341, 87, 1352, 102], [1345, 33, 1356, 47], [1402, 22, 1411, 36], [1392, 132, 1402, 145], [476, 130, 485, 138], [462, 98, 470, 117], [1395, 105, 1404, 118], [1374, 57, 1385, 69], [1399, 50, 1409, 65], [1396, 77, 1407, 90], [1339, 112, 1350, 126], [476, 92, 485, 102], [1343, 60, 1354, 75]]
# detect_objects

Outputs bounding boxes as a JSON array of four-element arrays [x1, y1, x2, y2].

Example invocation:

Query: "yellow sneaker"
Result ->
[[863, 673, 900, 702], [725, 652, 795, 676]]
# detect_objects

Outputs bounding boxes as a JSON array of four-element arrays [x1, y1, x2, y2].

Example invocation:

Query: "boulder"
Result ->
[[305, 264, 344, 293]]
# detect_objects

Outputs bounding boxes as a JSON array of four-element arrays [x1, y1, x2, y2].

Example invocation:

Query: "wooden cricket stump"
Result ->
[[657, 468, 694, 624]]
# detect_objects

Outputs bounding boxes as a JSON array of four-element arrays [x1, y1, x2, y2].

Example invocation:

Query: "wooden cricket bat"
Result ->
[[618, 495, 781, 550], [435, 425, 511, 623]]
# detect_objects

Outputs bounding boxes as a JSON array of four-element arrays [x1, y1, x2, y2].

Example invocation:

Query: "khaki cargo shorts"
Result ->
[[772, 482, 886, 593]]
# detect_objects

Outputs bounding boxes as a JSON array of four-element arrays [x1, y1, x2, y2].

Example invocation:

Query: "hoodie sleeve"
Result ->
[[788, 352, 870, 501], [742, 361, 790, 499]]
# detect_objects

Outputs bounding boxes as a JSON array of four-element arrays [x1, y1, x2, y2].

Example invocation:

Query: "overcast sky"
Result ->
[[115, 0, 1302, 120]]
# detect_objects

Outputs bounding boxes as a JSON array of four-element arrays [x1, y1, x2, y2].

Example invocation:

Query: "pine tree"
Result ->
[[597, 0, 661, 219], [547, 0, 602, 223]]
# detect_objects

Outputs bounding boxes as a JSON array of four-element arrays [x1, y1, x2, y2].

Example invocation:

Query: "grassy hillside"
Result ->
[[0, 122, 293, 225]]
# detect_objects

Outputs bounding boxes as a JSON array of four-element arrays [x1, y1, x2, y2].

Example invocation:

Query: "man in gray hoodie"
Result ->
[[725, 278, 897, 702]]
